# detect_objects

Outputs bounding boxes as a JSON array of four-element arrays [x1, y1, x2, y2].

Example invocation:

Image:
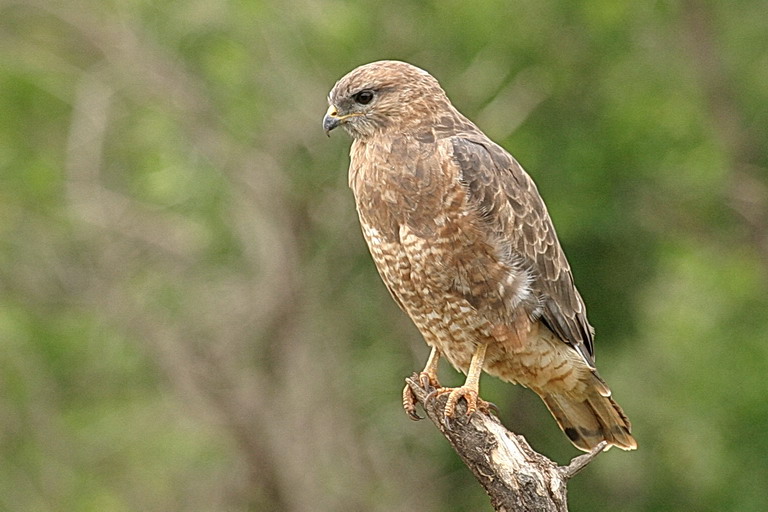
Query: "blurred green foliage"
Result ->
[[1, 0, 767, 510]]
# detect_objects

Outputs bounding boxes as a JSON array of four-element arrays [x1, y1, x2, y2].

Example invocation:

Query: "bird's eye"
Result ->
[[353, 90, 374, 105]]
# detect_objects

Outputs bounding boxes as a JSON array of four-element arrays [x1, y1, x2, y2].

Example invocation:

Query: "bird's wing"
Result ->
[[449, 135, 595, 364]]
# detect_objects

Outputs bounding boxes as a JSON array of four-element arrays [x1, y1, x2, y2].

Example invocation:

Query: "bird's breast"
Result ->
[[350, 137, 456, 234]]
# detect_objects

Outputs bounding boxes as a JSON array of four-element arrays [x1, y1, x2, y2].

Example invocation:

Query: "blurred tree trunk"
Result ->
[[681, 0, 768, 272]]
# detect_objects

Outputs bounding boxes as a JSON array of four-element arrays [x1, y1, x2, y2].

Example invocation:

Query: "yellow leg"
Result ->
[[420, 346, 441, 387], [403, 346, 442, 420], [439, 343, 488, 417]]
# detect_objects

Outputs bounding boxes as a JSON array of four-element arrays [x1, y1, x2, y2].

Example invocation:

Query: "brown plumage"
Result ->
[[324, 60, 636, 452]]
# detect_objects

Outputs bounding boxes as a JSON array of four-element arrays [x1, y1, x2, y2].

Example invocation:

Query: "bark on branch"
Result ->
[[405, 376, 606, 512]]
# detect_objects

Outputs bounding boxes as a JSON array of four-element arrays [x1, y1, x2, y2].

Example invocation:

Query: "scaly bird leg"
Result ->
[[403, 346, 442, 420], [430, 343, 490, 418]]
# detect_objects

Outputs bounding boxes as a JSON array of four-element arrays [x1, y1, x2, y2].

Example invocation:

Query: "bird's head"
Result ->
[[323, 60, 449, 140]]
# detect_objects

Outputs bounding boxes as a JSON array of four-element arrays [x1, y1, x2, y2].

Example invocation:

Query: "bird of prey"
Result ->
[[323, 60, 636, 452]]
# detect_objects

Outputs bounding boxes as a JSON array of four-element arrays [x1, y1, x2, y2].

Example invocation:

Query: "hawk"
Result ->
[[323, 60, 636, 452]]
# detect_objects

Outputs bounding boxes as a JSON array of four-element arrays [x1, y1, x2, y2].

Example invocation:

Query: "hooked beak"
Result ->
[[323, 105, 342, 136], [323, 105, 364, 136]]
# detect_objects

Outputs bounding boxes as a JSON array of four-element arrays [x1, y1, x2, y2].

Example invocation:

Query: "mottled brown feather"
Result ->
[[450, 136, 595, 364], [326, 60, 635, 451]]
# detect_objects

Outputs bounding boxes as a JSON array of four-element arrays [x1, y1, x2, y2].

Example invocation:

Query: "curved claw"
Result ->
[[444, 386, 479, 417], [424, 387, 440, 407], [403, 382, 424, 421], [406, 408, 423, 421], [403, 370, 442, 421], [418, 372, 435, 391], [485, 400, 500, 417]]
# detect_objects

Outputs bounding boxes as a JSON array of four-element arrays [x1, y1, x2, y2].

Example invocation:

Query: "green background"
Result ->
[[1, 0, 767, 510]]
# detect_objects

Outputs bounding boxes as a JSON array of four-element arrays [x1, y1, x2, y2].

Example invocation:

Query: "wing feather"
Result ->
[[450, 136, 595, 363]]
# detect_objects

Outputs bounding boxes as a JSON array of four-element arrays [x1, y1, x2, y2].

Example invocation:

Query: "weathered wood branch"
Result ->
[[405, 376, 606, 512]]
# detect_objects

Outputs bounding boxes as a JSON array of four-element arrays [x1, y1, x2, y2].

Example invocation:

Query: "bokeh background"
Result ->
[[2, 0, 767, 510]]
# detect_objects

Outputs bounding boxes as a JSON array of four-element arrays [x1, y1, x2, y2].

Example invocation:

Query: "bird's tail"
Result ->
[[540, 376, 637, 452]]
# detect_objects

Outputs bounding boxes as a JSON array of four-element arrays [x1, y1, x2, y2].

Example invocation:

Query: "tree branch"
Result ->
[[405, 376, 606, 512]]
